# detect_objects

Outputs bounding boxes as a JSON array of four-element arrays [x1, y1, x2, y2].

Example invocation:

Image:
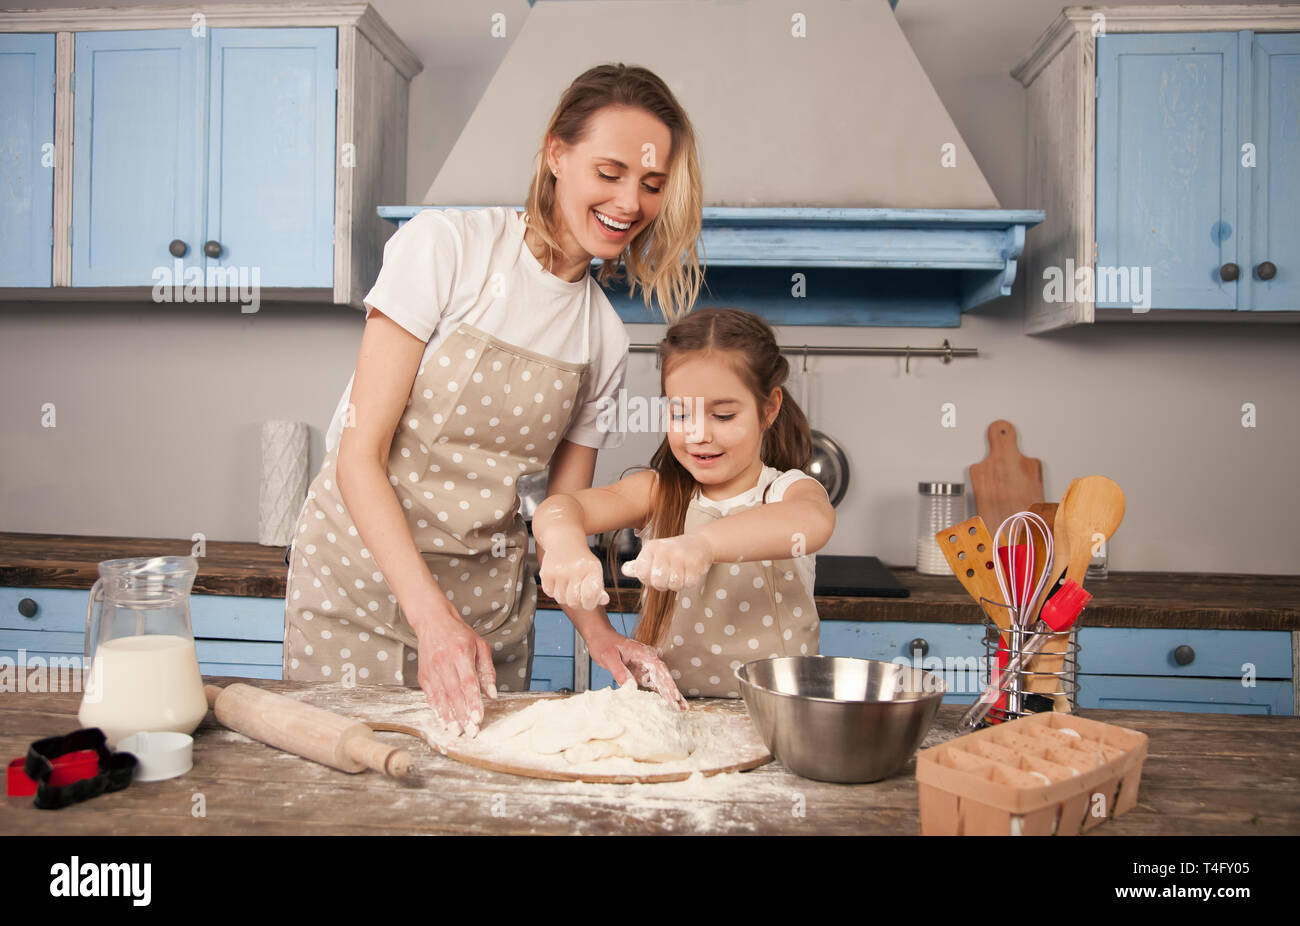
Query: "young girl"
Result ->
[[533, 308, 836, 698]]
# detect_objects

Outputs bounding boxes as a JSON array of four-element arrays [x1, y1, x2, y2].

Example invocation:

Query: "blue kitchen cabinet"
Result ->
[[0, 585, 286, 680], [529, 608, 575, 692], [1077, 676, 1292, 714], [820, 620, 984, 705], [72, 30, 204, 287], [1076, 625, 1293, 715], [1251, 34, 1300, 311], [1096, 31, 1300, 312], [589, 619, 986, 704], [72, 27, 335, 287], [205, 28, 336, 287], [0, 33, 56, 286], [1096, 32, 1241, 311]]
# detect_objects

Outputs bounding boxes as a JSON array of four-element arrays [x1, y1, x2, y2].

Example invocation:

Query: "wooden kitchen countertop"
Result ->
[[2, 531, 1298, 631], [2, 675, 1296, 835]]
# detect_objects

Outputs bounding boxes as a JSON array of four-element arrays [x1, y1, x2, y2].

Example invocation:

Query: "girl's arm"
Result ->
[[534, 460, 684, 708], [533, 466, 656, 611], [696, 478, 836, 561], [623, 478, 835, 590]]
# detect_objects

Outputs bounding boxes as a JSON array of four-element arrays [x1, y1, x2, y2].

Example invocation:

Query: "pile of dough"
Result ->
[[480, 679, 695, 765]]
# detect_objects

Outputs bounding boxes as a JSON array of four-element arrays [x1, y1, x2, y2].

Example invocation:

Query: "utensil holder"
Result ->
[[979, 610, 1081, 724]]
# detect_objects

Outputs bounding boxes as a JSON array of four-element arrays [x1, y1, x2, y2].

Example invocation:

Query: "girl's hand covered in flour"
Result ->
[[585, 625, 688, 711], [538, 543, 610, 611], [621, 534, 714, 591]]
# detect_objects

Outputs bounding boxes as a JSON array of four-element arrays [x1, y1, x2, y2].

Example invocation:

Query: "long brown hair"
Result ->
[[630, 308, 813, 649], [524, 63, 704, 324]]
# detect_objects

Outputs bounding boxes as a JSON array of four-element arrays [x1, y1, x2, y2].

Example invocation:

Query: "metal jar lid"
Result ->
[[918, 482, 964, 495]]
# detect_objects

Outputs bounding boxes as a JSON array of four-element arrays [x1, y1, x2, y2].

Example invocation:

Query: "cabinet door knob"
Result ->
[[1219, 262, 1240, 282], [204, 240, 223, 258], [168, 239, 188, 258], [1255, 261, 1277, 281], [18, 597, 38, 618], [1174, 644, 1195, 666], [908, 638, 929, 658]]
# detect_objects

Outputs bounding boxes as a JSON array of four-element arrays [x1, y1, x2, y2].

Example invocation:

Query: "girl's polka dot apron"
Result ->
[[283, 308, 590, 691], [655, 485, 819, 698]]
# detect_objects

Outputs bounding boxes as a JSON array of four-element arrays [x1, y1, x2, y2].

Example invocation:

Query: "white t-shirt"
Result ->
[[639, 465, 827, 599], [324, 206, 630, 453]]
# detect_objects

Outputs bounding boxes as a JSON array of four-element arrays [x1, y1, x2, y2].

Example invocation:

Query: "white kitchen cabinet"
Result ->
[[1012, 4, 1300, 331]]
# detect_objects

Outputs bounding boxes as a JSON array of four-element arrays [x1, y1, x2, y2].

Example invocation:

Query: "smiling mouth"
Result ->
[[592, 208, 634, 232], [690, 451, 723, 461]]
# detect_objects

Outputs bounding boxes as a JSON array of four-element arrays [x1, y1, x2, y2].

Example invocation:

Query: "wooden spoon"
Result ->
[[1027, 477, 1126, 703]]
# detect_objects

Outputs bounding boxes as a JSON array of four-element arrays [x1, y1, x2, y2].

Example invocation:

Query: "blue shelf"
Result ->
[[377, 205, 1045, 327]]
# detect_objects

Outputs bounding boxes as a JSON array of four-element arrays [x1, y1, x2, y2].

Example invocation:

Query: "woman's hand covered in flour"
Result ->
[[538, 543, 610, 611], [413, 594, 496, 739], [621, 534, 715, 591], [585, 626, 688, 711]]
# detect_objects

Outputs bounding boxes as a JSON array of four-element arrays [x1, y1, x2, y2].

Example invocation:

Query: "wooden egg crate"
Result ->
[[915, 712, 1148, 836]]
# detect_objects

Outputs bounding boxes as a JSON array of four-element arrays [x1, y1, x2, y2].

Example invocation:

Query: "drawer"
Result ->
[[1078, 675, 1294, 715], [0, 586, 284, 642], [529, 655, 574, 692], [533, 608, 574, 657], [0, 628, 82, 654], [821, 620, 986, 664], [0, 587, 91, 633], [1077, 627, 1292, 679], [191, 595, 285, 642]]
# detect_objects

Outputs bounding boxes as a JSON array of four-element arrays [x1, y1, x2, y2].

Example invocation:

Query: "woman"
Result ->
[[283, 64, 704, 737]]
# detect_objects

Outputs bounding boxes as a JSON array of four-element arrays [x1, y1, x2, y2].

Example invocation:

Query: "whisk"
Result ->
[[990, 511, 1054, 717]]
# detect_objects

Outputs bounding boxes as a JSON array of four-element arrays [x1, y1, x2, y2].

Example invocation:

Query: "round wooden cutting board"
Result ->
[[364, 691, 773, 784]]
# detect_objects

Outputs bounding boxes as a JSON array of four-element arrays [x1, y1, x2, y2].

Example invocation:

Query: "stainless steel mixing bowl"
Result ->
[[736, 656, 945, 783]]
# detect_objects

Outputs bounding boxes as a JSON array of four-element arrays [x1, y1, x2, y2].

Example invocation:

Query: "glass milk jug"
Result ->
[[79, 556, 209, 747]]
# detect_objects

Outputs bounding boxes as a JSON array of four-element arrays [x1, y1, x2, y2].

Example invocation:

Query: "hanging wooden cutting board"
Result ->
[[970, 420, 1044, 533]]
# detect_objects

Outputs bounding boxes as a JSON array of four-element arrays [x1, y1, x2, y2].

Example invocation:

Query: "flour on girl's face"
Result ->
[[476, 678, 694, 765]]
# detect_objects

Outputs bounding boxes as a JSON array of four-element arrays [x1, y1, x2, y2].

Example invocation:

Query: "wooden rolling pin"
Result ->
[[205, 683, 411, 778]]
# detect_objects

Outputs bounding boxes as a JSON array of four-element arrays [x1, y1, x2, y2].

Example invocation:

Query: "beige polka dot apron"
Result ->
[[655, 486, 819, 698], [283, 317, 590, 692]]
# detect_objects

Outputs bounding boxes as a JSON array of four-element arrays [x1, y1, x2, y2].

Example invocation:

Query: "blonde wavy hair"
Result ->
[[523, 63, 704, 325]]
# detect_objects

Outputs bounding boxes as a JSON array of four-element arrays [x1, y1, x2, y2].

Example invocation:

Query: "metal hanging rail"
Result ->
[[628, 339, 976, 373]]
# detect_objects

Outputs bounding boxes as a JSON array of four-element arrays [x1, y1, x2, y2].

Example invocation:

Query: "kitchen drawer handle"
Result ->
[[204, 240, 223, 259], [1219, 262, 1240, 282], [18, 597, 38, 618], [168, 239, 188, 258], [1174, 644, 1195, 666], [1255, 261, 1277, 281], [908, 638, 929, 658]]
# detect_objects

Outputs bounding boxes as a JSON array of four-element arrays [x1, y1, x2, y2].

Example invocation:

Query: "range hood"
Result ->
[[383, 0, 1042, 326]]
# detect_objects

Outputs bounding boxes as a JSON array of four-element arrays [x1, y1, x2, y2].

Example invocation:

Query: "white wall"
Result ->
[[1, 0, 1297, 573]]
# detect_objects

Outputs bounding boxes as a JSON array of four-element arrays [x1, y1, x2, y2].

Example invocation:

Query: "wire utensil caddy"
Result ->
[[977, 607, 1082, 726]]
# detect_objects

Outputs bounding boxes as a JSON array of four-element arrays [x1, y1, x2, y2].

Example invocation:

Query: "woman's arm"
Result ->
[[336, 309, 494, 734]]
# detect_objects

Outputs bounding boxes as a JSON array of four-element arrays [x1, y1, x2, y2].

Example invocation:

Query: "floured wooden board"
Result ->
[[279, 685, 772, 784]]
